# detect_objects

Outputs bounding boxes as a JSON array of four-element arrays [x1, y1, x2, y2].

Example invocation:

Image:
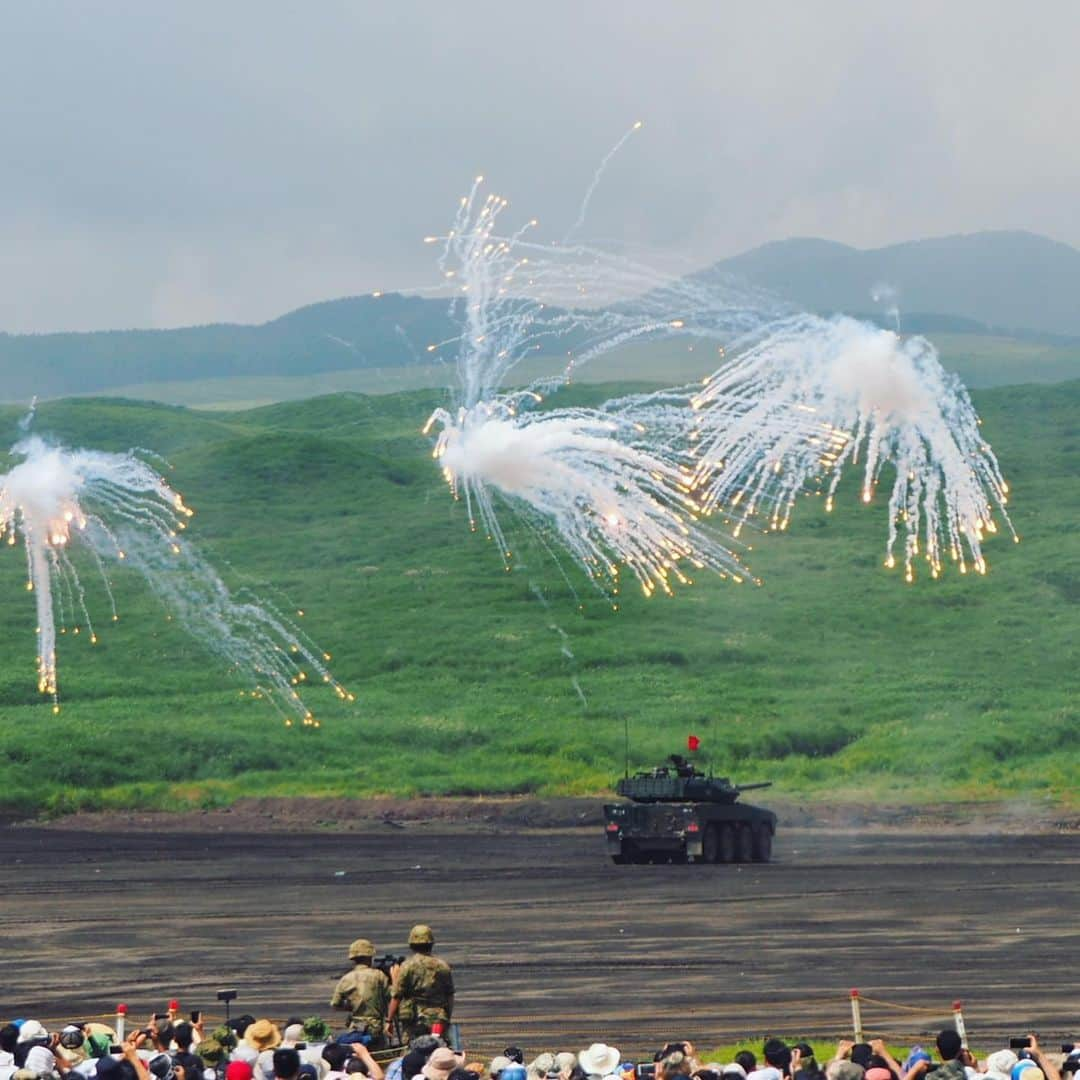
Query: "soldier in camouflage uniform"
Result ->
[[385, 925, 455, 1043], [330, 938, 392, 1048]]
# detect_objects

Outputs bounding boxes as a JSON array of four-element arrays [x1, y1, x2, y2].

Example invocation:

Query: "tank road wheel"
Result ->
[[735, 824, 754, 863], [753, 824, 773, 863], [702, 824, 720, 864], [718, 823, 736, 863]]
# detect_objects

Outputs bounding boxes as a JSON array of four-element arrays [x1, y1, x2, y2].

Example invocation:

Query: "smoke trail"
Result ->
[[563, 119, 643, 244], [0, 435, 349, 718]]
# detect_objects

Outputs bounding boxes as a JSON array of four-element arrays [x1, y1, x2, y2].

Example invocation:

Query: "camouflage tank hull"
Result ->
[[603, 798, 776, 865]]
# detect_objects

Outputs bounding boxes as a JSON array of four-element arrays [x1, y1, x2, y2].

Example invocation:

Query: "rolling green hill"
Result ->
[[0, 379, 1076, 817]]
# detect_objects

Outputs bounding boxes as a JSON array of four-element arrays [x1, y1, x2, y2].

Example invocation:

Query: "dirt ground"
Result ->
[[2, 799, 1078, 1057]]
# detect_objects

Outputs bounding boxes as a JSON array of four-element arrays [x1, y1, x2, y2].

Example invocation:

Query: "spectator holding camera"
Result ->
[[1008, 1036, 1061, 1080]]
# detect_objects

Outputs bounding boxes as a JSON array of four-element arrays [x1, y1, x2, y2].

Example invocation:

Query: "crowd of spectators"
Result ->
[[1, 1015, 1077, 1080]]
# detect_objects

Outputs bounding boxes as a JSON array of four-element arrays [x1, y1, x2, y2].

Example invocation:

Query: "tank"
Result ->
[[603, 754, 776, 864]]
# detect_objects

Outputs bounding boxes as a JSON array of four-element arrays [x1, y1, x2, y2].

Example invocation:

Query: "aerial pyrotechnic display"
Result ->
[[421, 179, 756, 597], [419, 178, 1014, 597], [0, 429, 346, 721], [687, 314, 1017, 582]]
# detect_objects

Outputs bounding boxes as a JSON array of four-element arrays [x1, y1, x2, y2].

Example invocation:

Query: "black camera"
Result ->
[[373, 954, 405, 979], [636, 1067, 656, 1080], [216, 990, 238, 1004], [1010, 1039, 1033, 1051]]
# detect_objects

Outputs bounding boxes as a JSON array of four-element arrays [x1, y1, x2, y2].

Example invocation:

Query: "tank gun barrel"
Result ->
[[735, 781, 773, 792]]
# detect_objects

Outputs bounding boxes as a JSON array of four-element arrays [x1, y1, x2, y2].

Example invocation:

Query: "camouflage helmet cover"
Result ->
[[408, 924, 435, 945], [349, 938, 376, 959]]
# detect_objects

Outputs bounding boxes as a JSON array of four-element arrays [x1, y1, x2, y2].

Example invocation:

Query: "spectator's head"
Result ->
[[323, 1046, 350, 1073], [0, 1025, 20, 1054], [425, 1050, 468, 1080], [247, 1022, 284, 1055], [735, 1056, 757, 1075], [346, 1062, 369, 1077], [152, 1021, 175, 1052], [173, 1023, 194, 1051], [490, 1058, 513, 1079], [298, 1065, 319, 1080], [402, 1049, 434, 1080], [763, 1041, 791, 1075], [660, 1055, 690, 1080], [233, 1018, 257, 1040], [227, 1064, 255, 1080], [849, 1048, 873, 1071], [303, 1019, 332, 1045], [148, 1054, 178, 1080], [505, 1051, 525, 1067], [24, 1044, 57, 1075], [825, 1064, 863, 1080], [96, 1056, 124, 1080], [935, 1033, 962, 1064], [273, 1049, 301, 1080], [450, 1071, 481, 1080], [722, 1067, 747, 1080], [282, 1026, 305, 1048], [579, 1046, 621, 1080], [985, 1052, 1018, 1080], [1012, 1064, 1043, 1080], [528, 1055, 556, 1080], [408, 925, 436, 955], [16, 1021, 48, 1045]]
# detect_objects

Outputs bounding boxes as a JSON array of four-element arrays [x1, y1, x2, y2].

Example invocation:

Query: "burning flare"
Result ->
[[688, 315, 1015, 581], [0, 435, 348, 719]]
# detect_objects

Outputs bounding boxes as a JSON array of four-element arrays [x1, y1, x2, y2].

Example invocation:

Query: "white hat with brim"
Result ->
[[578, 1046, 620, 1078], [986, 1054, 1019, 1077], [17, 1022, 48, 1044]]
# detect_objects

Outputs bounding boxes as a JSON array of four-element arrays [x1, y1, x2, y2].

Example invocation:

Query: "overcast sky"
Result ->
[[1, 1, 1078, 333]]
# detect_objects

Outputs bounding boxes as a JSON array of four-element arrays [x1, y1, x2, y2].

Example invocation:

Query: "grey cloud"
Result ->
[[0, 0, 1078, 331]]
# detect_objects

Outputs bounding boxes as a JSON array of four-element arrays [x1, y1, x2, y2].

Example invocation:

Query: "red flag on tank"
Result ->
[[687, 734, 700, 752]]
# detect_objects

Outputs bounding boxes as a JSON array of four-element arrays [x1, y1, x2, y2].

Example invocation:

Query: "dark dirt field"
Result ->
[[2, 802, 1078, 1057]]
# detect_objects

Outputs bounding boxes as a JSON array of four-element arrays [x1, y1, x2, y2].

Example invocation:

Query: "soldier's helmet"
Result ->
[[408, 924, 435, 946], [349, 938, 376, 959]]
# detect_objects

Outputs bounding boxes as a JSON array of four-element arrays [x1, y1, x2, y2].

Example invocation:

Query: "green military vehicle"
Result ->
[[603, 754, 776, 864]]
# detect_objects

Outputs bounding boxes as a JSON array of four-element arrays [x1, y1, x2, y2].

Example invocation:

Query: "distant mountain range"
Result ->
[[1, 229, 1077, 401], [703, 230, 1080, 340]]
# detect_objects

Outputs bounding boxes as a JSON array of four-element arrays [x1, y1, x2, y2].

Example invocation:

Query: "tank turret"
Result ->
[[615, 754, 772, 805]]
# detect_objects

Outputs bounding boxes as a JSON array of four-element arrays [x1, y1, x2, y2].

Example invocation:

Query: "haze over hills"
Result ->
[[1, 229, 1078, 403], [704, 230, 1080, 338]]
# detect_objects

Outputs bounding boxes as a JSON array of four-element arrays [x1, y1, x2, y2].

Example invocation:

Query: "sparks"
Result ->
[[0, 433, 350, 717]]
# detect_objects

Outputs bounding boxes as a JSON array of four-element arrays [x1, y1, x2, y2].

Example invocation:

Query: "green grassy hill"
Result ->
[[0, 379, 1076, 816]]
